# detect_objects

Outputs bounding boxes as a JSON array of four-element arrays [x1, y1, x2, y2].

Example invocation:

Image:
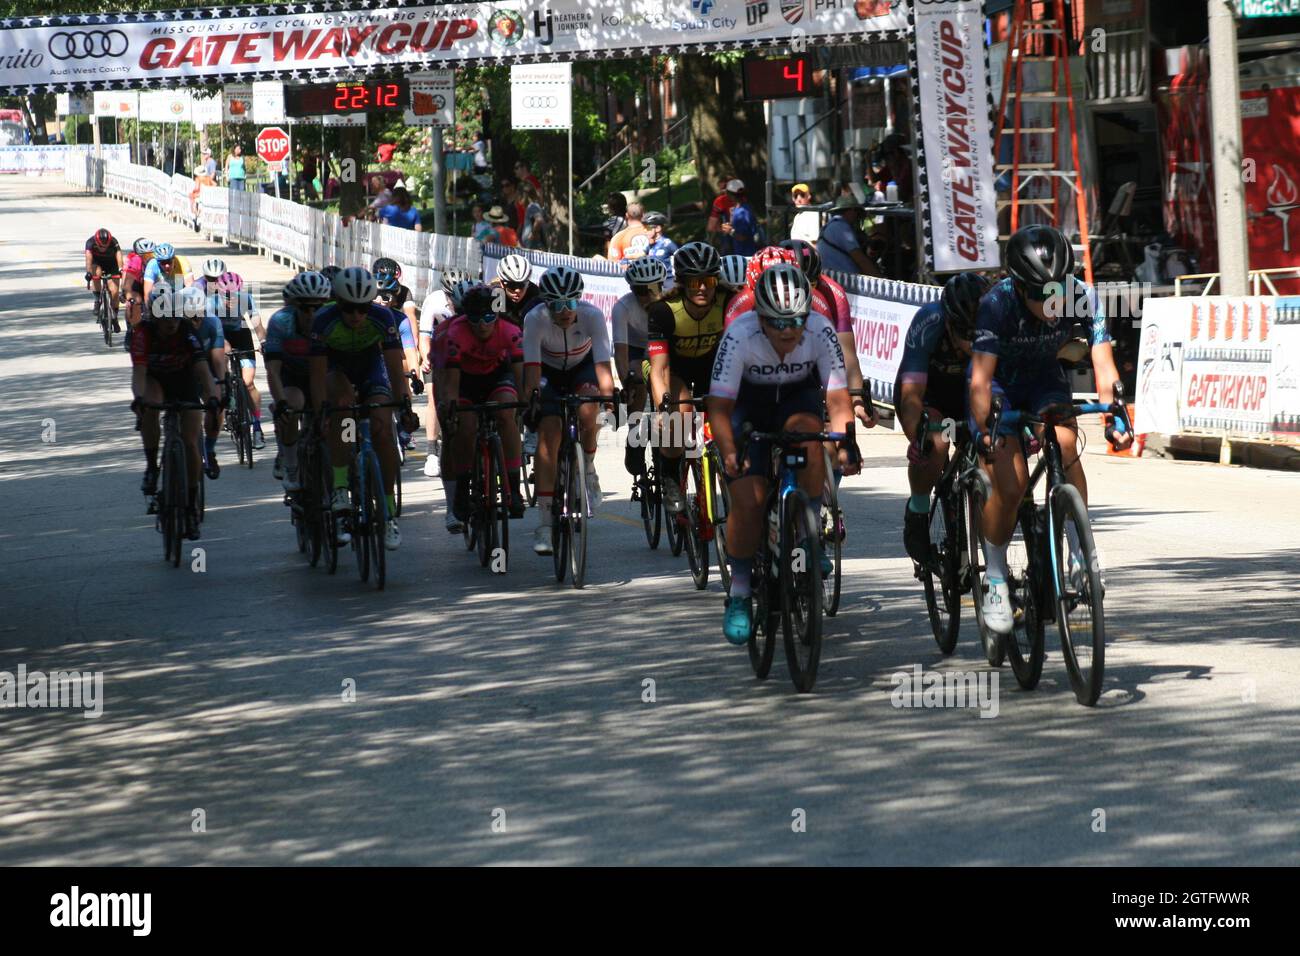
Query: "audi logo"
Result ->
[[520, 96, 559, 109], [48, 30, 128, 60]]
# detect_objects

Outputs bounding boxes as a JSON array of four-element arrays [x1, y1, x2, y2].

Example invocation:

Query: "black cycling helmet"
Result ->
[[779, 238, 821, 283], [1005, 225, 1075, 293], [940, 272, 992, 340], [319, 265, 343, 283], [460, 285, 497, 320], [642, 211, 668, 228], [372, 256, 401, 279], [93, 228, 114, 249], [672, 241, 722, 279]]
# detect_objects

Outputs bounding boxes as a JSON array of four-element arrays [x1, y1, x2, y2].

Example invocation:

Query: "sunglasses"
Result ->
[[503, 281, 529, 291], [547, 298, 579, 313], [466, 312, 497, 325], [632, 285, 658, 297], [1017, 280, 1055, 303], [762, 315, 806, 331], [684, 276, 717, 292]]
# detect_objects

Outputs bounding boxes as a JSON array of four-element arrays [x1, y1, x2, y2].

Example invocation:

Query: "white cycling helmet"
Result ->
[[441, 267, 470, 297], [719, 255, 749, 291], [284, 271, 332, 304], [754, 263, 811, 321], [201, 256, 226, 279], [497, 253, 532, 285], [450, 278, 479, 312], [625, 257, 667, 288], [538, 265, 583, 304], [332, 266, 378, 306]]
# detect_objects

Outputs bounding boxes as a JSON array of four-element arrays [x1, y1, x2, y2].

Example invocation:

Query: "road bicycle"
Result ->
[[452, 399, 529, 572], [223, 348, 258, 469], [551, 393, 616, 589], [88, 269, 119, 348], [742, 425, 856, 694], [323, 400, 407, 591], [663, 396, 723, 592], [983, 384, 1131, 706], [281, 408, 325, 567], [910, 411, 997, 661], [140, 399, 206, 568]]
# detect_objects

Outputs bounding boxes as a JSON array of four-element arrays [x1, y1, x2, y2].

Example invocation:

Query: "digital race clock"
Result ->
[[741, 56, 826, 102], [284, 80, 410, 117]]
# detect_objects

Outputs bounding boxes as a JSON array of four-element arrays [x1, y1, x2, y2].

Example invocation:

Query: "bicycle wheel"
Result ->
[[351, 461, 369, 584], [748, 541, 778, 679], [964, 473, 1005, 667], [781, 489, 824, 693], [240, 386, 255, 469], [492, 436, 511, 574], [552, 445, 571, 583], [366, 451, 387, 591], [319, 444, 339, 574], [684, 458, 709, 591], [521, 451, 537, 508], [640, 456, 662, 550], [476, 438, 497, 569], [922, 490, 961, 654], [1053, 484, 1106, 706], [665, 458, 685, 557], [1005, 504, 1046, 691], [713, 467, 732, 594], [394, 460, 403, 518], [101, 293, 113, 348], [165, 437, 186, 568], [820, 448, 842, 616], [568, 446, 589, 588], [229, 376, 247, 466], [197, 465, 206, 523]]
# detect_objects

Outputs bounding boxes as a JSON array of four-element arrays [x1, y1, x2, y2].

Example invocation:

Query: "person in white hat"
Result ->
[[706, 176, 744, 251]]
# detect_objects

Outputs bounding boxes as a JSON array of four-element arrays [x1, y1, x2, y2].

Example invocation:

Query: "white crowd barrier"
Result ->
[[67, 154, 937, 399], [5, 144, 128, 176]]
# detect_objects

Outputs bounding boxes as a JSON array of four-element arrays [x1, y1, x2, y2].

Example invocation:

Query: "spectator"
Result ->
[[471, 203, 498, 243], [789, 183, 821, 244], [225, 144, 246, 192], [200, 147, 218, 182], [514, 159, 542, 195], [472, 130, 489, 173], [817, 195, 882, 277], [707, 177, 742, 250], [608, 202, 651, 261], [642, 211, 678, 275], [601, 192, 628, 252], [376, 142, 398, 165], [365, 174, 395, 220], [499, 177, 527, 233], [520, 185, 547, 250], [872, 133, 914, 204], [722, 184, 759, 256], [379, 186, 423, 231], [299, 148, 319, 201], [485, 205, 518, 247]]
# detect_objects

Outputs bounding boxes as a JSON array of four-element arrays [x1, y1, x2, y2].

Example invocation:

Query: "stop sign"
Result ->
[[256, 126, 290, 165]]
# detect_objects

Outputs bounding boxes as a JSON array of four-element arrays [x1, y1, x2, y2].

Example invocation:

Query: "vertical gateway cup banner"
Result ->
[[0, 3, 909, 93], [911, 0, 999, 272]]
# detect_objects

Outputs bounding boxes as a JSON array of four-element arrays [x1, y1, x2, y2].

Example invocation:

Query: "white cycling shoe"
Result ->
[[330, 488, 351, 512], [982, 578, 1014, 635], [533, 525, 552, 555], [384, 519, 401, 551], [585, 468, 602, 513], [424, 443, 441, 478], [282, 465, 301, 492]]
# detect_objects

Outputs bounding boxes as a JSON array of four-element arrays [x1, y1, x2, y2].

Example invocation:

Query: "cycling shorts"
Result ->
[[279, 364, 310, 395], [152, 369, 200, 406], [331, 349, 393, 401], [459, 363, 518, 406], [894, 369, 966, 424], [91, 257, 122, 279], [729, 374, 825, 480], [966, 366, 1072, 437], [225, 328, 258, 369], [669, 355, 713, 398], [539, 355, 599, 419]]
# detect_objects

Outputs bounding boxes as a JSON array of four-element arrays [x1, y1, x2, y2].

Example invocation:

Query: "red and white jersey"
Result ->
[[522, 301, 612, 370], [710, 310, 847, 400]]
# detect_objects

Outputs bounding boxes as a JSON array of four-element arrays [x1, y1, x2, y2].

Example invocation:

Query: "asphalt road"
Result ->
[[1, 177, 1298, 865]]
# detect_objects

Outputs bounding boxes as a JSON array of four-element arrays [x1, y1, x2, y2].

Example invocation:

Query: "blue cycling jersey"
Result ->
[[192, 314, 225, 353], [973, 277, 1110, 387], [264, 307, 313, 371], [897, 301, 969, 385]]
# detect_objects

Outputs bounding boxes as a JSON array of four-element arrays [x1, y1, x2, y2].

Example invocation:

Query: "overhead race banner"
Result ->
[[0, 1, 909, 93], [910, 0, 999, 273]]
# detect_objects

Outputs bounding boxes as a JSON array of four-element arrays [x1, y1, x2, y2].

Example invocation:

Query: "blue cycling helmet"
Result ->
[[153, 242, 176, 262]]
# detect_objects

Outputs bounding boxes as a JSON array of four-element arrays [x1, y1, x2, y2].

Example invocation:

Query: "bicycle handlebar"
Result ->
[[454, 400, 530, 414]]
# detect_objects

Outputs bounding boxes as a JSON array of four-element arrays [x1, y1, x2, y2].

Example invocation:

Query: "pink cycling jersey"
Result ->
[[443, 315, 524, 376]]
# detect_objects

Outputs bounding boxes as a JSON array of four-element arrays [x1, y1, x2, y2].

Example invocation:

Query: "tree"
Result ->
[[677, 52, 769, 213]]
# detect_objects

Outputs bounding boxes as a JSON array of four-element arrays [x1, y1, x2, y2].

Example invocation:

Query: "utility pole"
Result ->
[[1208, 0, 1249, 295], [432, 126, 447, 235]]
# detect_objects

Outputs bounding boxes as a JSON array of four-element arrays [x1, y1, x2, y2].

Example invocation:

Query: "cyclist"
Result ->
[[265, 271, 332, 492], [491, 253, 542, 325], [895, 272, 990, 563], [707, 264, 861, 644], [646, 241, 727, 514], [121, 238, 153, 339], [207, 271, 268, 451], [642, 211, 678, 276], [182, 285, 229, 479], [132, 285, 220, 540], [723, 245, 799, 326], [612, 257, 667, 477], [418, 267, 468, 481], [440, 284, 527, 525], [309, 267, 411, 551], [373, 268, 423, 452], [521, 265, 615, 555], [969, 225, 1131, 634], [84, 228, 124, 331], [194, 256, 226, 295], [718, 254, 748, 314], [141, 243, 192, 301]]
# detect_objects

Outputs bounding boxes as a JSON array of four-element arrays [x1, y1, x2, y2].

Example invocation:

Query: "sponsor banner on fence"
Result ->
[[844, 289, 915, 407], [2, 142, 126, 173], [55, 92, 91, 114], [510, 63, 572, 130], [1, 3, 908, 94], [1136, 295, 1300, 442], [93, 91, 137, 118], [911, 0, 999, 273]]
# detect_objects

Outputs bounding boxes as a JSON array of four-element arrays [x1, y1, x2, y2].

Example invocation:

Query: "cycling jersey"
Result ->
[[191, 314, 225, 354], [814, 275, 853, 335], [645, 237, 679, 277], [131, 321, 205, 376], [647, 295, 726, 363], [898, 302, 968, 385], [143, 255, 192, 285], [522, 301, 611, 371], [394, 309, 417, 351], [444, 315, 524, 376], [710, 311, 847, 400], [309, 303, 403, 358], [724, 285, 843, 331], [85, 236, 121, 274], [380, 283, 413, 314], [499, 282, 542, 326], [207, 290, 260, 330], [419, 290, 453, 335], [122, 252, 145, 279], [973, 277, 1110, 388], [264, 308, 313, 372], [611, 292, 649, 351]]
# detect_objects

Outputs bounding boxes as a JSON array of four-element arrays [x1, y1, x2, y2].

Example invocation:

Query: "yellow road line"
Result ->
[[598, 512, 643, 528]]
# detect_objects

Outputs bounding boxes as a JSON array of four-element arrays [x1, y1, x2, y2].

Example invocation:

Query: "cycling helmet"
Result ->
[[284, 271, 332, 304], [153, 242, 176, 262], [779, 238, 822, 283], [745, 245, 798, 289], [215, 271, 243, 294], [372, 256, 401, 279], [1005, 224, 1075, 291], [201, 256, 226, 279], [719, 255, 749, 291], [450, 278, 479, 311], [642, 211, 668, 228], [497, 253, 532, 285], [625, 257, 668, 288], [672, 241, 722, 279], [375, 271, 401, 294], [178, 286, 208, 319], [754, 263, 811, 321], [940, 272, 992, 340], [538, 265, 584, 303], [441, 267, 470, 296], [93, 228, 113, 249], [132, 238, 154, 256], [460, 285, 497, 320], [320, 265, 343, 283], [332, 266, 378, 306]]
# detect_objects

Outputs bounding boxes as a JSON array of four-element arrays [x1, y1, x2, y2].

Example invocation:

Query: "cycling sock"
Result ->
[[984, 540, 1009, 581], [251, 408, 262, 424], [283, 443, 298, 468], [583, 449, 596, 470], [385, 494, 396, 515], [908, 493, 930, 514], [144, 448, 158, 470], [443, 478, 457, 510], [537, 491, 552, 526], [729, 557, 754, 598], [204, 436, 217, 458], [332, 466, 348, 489]]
